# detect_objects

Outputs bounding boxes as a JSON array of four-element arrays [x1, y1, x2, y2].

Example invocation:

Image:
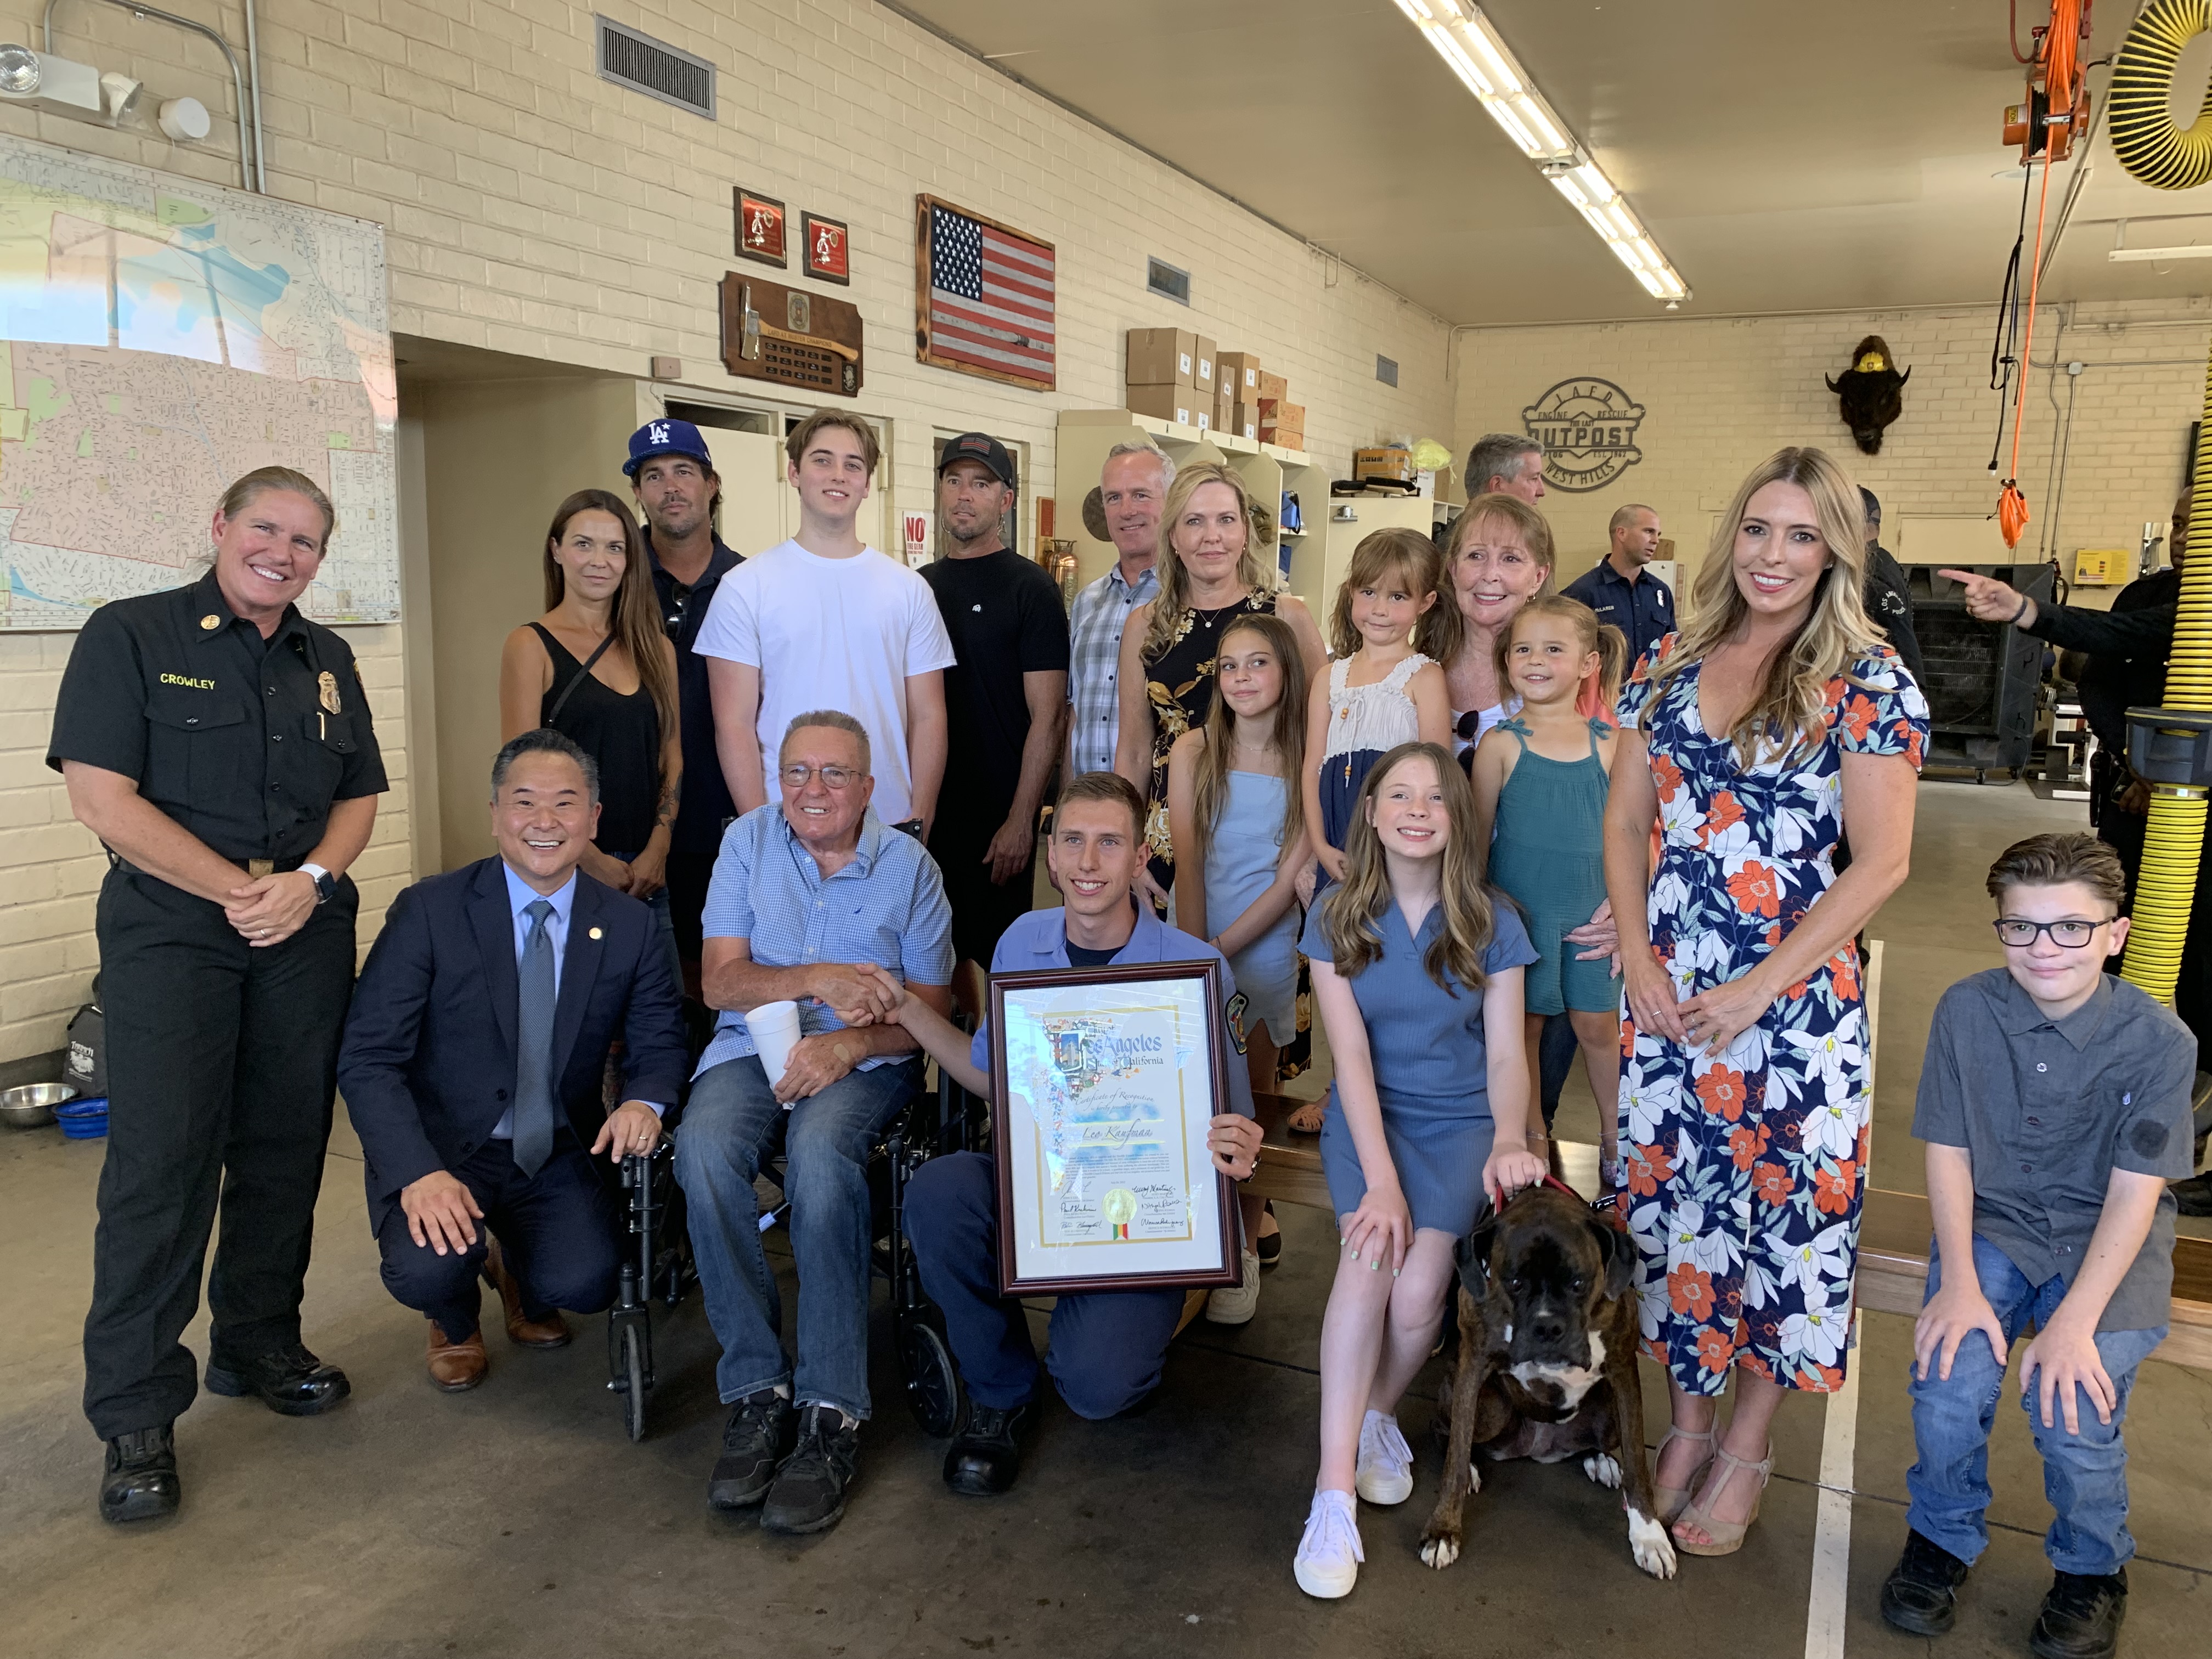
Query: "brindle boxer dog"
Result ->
[[1417, 1183, 1678, 1579]]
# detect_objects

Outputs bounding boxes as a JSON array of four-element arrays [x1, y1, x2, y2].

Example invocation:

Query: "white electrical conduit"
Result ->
[[43, 0, 262, 193]]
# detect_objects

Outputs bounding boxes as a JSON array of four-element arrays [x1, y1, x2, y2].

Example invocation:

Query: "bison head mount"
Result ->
[[1826, 336, 1911, 455]]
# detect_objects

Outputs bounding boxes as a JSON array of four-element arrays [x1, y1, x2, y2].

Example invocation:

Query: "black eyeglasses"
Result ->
[[1992, 918, 2108, 949]]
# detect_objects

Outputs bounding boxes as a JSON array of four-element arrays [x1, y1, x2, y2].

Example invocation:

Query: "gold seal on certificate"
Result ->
[[989, 960, 1241, 1296]]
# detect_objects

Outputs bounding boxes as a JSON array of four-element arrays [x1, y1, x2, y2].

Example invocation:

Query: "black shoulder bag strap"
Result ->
[[536, 623, 617, 728]]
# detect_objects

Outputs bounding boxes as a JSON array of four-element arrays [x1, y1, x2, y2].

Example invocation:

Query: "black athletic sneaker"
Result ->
[[99, 1424, 180, 1524], [2029, 1568, 2128, 1659], [1880, 1529, 1971, 1635], [944, 1399, 1037, 1496], [760, 1404, 859, 1535], [707, 1389, 792, 1509]]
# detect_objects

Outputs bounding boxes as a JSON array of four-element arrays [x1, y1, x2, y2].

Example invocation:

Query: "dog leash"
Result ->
[[1539, 1171, 1629, 1233]]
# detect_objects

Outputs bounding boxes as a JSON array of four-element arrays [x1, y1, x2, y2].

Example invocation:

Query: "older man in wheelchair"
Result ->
[[675, 711, 955, 1536]]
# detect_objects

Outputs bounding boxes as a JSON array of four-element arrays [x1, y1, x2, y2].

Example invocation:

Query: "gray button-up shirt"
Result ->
[[1065, 559, 1160, 777], [1912, 968, 2195, 1331]]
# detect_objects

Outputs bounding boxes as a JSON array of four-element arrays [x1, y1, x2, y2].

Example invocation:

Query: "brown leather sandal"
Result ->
[[1285, 1099, 1326, 1134]]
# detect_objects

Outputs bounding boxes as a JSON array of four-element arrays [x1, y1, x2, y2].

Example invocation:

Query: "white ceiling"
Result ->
[[887, 0, 2212, 324]]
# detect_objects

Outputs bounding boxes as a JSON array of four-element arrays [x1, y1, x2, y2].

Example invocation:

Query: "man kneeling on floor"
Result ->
[[1883, 833, 2193, 1659], [855, 771, 1262, 1496], [680, 710, 954, 1534], [338, 730, 687, 1390]]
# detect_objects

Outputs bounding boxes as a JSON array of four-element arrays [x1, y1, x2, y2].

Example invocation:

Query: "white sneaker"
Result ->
[[1205, 1249, 1261, 1325], [1294, 1488, 1364, 1599], [1355, 1409, 1414, 1505]]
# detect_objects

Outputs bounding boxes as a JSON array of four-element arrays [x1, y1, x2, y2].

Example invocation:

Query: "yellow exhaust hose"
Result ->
[[2108, 0, 2212, 1005]]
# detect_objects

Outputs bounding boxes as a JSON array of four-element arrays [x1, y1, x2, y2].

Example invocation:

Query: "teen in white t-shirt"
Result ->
[[696, 414, 955, 828]]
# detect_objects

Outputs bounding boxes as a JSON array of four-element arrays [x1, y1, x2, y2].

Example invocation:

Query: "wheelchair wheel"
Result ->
[[900, 1318, 964, 1438], [620, 1323, 647, 1443]]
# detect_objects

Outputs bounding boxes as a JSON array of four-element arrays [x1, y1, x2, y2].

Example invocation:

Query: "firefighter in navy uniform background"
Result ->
[[46, 466, 387, 1524]]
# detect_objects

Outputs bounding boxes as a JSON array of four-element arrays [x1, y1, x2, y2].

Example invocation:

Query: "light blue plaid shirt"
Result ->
[[696, 804, 954, 1076], [1065, 558, 1160, 776]]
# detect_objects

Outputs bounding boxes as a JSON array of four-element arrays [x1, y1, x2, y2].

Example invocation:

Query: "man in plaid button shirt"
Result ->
[[1065, 442, 1171, 777]]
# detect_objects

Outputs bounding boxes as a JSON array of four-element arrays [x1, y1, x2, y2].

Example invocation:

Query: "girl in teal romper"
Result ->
[[1470, 596, 1629, 1187]]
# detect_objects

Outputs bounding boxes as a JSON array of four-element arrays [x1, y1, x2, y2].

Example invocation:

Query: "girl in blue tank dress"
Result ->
[[1167, 611, 1312, 1322], [1291, 741, 1545, 1600], [1470, 595, 1629, 1187], [1302, 529, 1453, 887]]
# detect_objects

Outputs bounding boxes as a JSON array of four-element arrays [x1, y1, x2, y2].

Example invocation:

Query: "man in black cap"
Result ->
[[920, 435, 1069, 1006], [624, 416, 743, 992]]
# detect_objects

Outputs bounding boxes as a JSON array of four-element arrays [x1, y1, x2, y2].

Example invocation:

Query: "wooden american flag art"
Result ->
[[915, 195, 1056, 391]]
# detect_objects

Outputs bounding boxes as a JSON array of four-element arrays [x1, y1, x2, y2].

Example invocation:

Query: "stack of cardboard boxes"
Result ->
[[1124, 329, 1304, 449]]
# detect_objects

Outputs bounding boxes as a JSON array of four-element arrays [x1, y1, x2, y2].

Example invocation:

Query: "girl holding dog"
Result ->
[[1605, 448, 1925, 1556], [1292, 741, 1547, 1599]]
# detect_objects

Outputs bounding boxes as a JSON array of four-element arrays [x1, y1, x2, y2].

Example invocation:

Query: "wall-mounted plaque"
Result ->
[[718, 272, 862, 397], [803, 211, 850, 285], [735, 188, 787, 267]]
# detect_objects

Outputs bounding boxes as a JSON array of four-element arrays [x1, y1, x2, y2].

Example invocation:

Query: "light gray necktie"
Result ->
[[511, 898, 557, 1178]]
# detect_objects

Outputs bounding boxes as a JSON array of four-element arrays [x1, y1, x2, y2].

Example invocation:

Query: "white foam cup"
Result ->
[[748, 999, 803, 1093]]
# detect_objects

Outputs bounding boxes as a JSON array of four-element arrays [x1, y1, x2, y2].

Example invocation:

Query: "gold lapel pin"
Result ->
[[588, 926, 603, 940], [199, 614, 221, 630]]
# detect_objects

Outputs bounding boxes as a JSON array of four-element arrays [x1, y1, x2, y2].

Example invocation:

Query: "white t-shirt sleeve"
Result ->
[[692, 562, 761, 666], [904, 572, 958, 676]]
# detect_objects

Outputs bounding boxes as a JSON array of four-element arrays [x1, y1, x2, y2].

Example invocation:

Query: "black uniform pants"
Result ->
[[83, 865, 358, 1439]]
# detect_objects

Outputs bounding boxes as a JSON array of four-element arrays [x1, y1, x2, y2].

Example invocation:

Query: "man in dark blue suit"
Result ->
[[338, 730, 687, 1390]]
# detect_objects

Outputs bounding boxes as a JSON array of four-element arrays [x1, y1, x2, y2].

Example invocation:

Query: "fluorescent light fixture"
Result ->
[[1394, 2, 1690, 304], [2108, 245, 2212, 261]]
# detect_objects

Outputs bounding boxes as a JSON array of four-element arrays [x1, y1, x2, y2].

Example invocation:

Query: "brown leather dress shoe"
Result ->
[[426, 1322, 488, 1392], [483, 1236, 571, 1348]]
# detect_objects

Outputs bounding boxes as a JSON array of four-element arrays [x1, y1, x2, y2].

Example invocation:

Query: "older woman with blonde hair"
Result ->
[[1605, 445, 1927, 1559]]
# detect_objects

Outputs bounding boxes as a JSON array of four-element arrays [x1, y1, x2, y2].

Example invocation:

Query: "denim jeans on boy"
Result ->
[[675, 1053, 918, 1420], [1905, 1231, 2167, 1576]]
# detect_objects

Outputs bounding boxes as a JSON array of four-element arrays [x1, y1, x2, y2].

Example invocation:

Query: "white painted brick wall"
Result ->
[[1454, 300, 2212, 577], [0, 0, 1457, 1062]]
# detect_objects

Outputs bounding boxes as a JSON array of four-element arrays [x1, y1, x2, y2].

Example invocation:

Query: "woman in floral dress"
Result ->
[[1604, 448, 1927, 1558]]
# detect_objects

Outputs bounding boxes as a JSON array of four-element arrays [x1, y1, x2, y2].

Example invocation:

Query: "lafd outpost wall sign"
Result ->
[[1521, 379, 1646, 493]]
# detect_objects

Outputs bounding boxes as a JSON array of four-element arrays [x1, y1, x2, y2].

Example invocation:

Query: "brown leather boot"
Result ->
[[483, 1236, 570, 1348], [426, 1321, 488, 1392]]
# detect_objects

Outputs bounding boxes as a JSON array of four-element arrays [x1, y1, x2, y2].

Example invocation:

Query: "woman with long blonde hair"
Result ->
[[1604, 446, 1927, 1561], [1113, 462, 1326, 901], [1290, 741, 1544, 1599]]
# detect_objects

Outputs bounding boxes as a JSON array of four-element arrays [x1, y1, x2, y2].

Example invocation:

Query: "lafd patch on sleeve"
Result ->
[[1223, 990, 1249, 1056]]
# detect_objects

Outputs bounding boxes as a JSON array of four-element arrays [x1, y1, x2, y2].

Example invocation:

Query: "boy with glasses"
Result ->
[[1882, 834, 2193, 1659]]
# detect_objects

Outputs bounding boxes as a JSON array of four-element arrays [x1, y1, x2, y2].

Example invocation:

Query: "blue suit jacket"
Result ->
[[338, 857, 689, 1231]]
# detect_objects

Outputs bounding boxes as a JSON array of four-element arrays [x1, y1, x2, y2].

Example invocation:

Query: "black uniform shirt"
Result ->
[[919, 548, 1071, 831], [46, 567, 387, 866], [2029, 568, 2179, 754], [1559, 557, 1675, 664], [1862, 543, 1927, 691], [646, 527, 742, 856]]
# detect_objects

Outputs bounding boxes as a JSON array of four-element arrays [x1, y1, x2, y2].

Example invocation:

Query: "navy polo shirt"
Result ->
[[1561, 557, 1675, 665]]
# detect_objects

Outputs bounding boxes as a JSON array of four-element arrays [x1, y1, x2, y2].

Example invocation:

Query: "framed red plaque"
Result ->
[[802, 212, 851, 285], [735, 188, 787, 267]]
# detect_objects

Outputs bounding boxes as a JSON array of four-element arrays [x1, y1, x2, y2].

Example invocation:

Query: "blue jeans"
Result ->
[[904, 1151, 1185, 1417], [1905, 1232, 2167, 1576], [675, 1054, 917, 1419]]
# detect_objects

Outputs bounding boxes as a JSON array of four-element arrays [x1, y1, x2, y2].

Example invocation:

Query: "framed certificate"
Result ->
[[989, 961, 1240, 1296]]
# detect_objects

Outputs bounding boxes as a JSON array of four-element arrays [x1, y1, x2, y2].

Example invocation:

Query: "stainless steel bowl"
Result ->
[[0, 1081, 78, 1128]]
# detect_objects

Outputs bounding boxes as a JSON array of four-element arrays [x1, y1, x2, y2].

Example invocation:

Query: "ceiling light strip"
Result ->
[[1391, 0, 1690, 303]]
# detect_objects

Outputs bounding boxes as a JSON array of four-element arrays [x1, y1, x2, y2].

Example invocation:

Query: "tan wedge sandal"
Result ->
[[1673, 1441, 1773, 1558], [1652, 1424, 1716, 1525]]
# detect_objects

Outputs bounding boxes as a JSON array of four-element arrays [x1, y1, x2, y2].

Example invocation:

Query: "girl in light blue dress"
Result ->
[[1169, 612, 1313, 1319]]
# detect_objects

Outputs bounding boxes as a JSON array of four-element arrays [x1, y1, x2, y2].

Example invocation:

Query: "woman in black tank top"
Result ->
[[499, 490, 681, 903]]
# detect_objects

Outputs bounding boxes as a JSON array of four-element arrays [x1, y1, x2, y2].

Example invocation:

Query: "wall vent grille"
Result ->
[[1375, 354, 1399, 387], [596, 16, 715, 120]]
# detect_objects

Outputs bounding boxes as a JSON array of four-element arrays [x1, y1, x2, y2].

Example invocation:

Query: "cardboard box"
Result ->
[[1192, 335, 1217, 396], [1214, 387, 1233, 431], [1193, 403, 1212, 432], [1228, 406, 1260, 441], [1260, 421, 1305, 449], [1257, 398, 1305, 427], [1127, 382, 1197, 426], [1217, 352, 1263, 397], [1355, 447, 1414, 482], [1126, 327, 1196, 387], [1256, 370, 1288, 402]]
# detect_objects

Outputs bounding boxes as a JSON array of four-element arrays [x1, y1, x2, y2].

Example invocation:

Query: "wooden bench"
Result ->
[[1245, 1092, 2212, 1372]]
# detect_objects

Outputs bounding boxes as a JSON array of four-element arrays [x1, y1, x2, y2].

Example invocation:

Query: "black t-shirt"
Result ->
[[1064, 938, 1119, 968], [920, 549, 1071, 829]]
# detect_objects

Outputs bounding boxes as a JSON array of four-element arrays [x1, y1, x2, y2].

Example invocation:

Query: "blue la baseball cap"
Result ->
[[624, 416, 713, 478]]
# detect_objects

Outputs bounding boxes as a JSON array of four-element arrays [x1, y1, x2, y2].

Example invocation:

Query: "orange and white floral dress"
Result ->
[[1615, 638, 1927, 1396]]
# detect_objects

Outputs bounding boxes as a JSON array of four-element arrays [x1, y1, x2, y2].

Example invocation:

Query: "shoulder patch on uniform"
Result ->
[[1224, 990, 1249, 1056], [353, 659, 365, 685]]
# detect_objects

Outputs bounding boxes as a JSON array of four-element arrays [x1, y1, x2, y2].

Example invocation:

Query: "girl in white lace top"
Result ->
[[1304, 529, 1454, 882]]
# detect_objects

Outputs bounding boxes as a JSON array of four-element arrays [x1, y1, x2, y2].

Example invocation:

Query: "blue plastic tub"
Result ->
[[55, 1097, 108, 1139]]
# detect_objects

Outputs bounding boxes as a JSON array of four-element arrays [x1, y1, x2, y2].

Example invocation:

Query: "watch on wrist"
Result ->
[[301, 863, 336, 905]]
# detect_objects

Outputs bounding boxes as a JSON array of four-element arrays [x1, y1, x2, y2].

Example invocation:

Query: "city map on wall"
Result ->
[[0, 133, 399, 629]]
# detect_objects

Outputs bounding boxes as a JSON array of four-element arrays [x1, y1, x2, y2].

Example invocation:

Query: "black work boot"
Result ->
[[760, 1404, 859, 1534], [2029, 1568, 2128, 1659], [99, 1424, 180, 1523], [706, 1388, 792, 1510], [944, 1400, 1037, 1496], [204, 1342, 351, 1417], [1880, 1528, 1972, 1635]]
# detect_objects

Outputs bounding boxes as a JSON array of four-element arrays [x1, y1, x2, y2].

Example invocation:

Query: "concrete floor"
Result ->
[[3, 779, 2207, 1657]]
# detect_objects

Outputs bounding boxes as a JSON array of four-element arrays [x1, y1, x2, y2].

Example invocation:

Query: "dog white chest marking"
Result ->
[[1627, 1505, 1679, 1580], [1506, 1333, 1607, 1411]]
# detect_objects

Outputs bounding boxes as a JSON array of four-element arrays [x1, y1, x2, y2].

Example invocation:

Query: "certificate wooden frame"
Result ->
[[735, 188, 787, 267], [989, 961, 1240, 1297]]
